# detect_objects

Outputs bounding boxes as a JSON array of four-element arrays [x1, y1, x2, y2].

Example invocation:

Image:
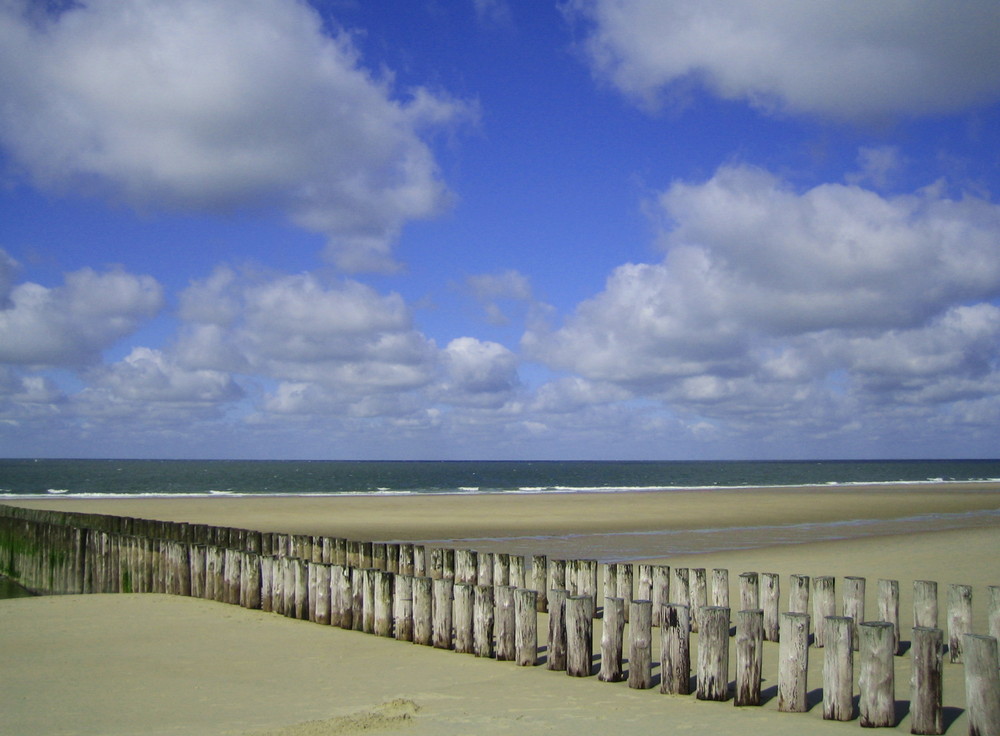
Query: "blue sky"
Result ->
[[2, 0, 1000, 460]]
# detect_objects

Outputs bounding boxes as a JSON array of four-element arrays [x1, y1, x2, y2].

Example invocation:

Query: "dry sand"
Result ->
[[2, 484, 999, 735]]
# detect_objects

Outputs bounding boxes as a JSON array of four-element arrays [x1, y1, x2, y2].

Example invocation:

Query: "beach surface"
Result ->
[[2, 484, 999, 735]]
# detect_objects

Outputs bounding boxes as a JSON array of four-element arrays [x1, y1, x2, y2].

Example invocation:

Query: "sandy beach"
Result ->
[[2, 484, 999, 735]]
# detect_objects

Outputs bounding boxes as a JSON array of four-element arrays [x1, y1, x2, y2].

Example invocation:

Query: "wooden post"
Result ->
[[413, 545, 426, 578], [603, 563, 616, 612], [510, 555, 526, 590], [386, 543, 400, 574], [477, 552, 494, 587], [412, 577, 433, 646], [532, 554, 548, 612], [429, 547, 444, 580], [844, 576, 866, 650], [711, 568, 729, 608], [398, 543, 413, 576], [565, 558, 578, 596], [653, 565, 671, 625], [628, 600, 653, 689], [311, 563, 330, 624], [822, 616, 854, 721], [691, 569, 708, 633], [697, 606, 730, 701], [910, 626, 943, 736], [432, 578, 453, 650], [988, 586, 1000, 642], [778, 612, 810, 712], [673, 567, 690, 607], [660, 604, 691, 695], [374, 570, 394, 637], [877, 578, 900, 655], [190, 545, 206, 600], [859, 621, 896, 727], [332, 565, 349, 628], [473, 584, 495, 658], [617, 563, 633, 622], [789, 574, 810, 617], [549, 558, 566, 595], [494, 552, 510, 587], [739, 571, 759, 611], [947, 583, 973, 664], [453, 582, 474, 653], [547, 589, 567, 671], [762, 572, 780, 642], [566, 595, 594, 677], [393, 573, 413, 641], [350, 567, 365, 631], [637, 564, 653, 604], [812, 575, 835, 648], [963, 634, 1000, 736], [515, 588, 537, 666], [496, 585, 516, 661], [362, 567, 375, 633], [735, 608, 763, 706], [599, 597, 626, 682]]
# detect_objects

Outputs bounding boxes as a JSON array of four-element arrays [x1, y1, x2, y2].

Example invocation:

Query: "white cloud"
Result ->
[[176, 268, 438, 398], [525, 162, 1000, 438], [0, 258, 163, 366], [566, 0, 1000, 120], [0, 0, 475, 271], [465, 269, 533, 324], [440, 337, 519, 406], [89, 347, 243, 403]]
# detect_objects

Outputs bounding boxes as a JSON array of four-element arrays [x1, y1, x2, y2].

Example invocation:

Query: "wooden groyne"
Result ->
[[2, 502, 999, 734]]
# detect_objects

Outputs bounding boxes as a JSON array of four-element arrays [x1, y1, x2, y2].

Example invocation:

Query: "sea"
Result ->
[[2, 458, 1000, 499], [1, 459, 999, 588]]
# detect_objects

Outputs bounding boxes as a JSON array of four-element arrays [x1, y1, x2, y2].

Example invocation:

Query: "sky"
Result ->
[[2, 0, 1000, 461]]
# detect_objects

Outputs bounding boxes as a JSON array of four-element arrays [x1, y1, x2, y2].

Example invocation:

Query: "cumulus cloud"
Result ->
[[566, 0, 1000, 120], [176, 268, 438, 400], [525, 163, 1000, 436], [0, 257, 163, 366], [439, 337, 520, 407], [88, 347, 243, 403], [0, 0, 475, 271]]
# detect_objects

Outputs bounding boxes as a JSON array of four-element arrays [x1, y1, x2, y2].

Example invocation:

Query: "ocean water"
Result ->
[[1, 458, 999, 498]]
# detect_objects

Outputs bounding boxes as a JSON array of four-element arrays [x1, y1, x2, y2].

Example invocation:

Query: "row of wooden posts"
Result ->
[[1, 503, 999, 734]]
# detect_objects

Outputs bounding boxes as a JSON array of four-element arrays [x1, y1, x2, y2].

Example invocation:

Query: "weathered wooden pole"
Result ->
[[653, 565, 671, 625], [413, 545, 426, 578], [711, 568, 729, 608], [910, 626, 943, 736], [813, 575, 836, 648], [566, 595, 594, 677], [510, 555, 526, 590], [432, 578, 453, 650], [393, 573, 413, 641], [628, 600, 653, 689], [473, 584, 495, 658], [877, 578, 901, 655], [190, 544, 206, 600], [762, 572, 780, 642], [859, 621, 896, 727], [398, 543, 413, 576], [547, 588, 568, 671], [739, 571, 759, 612], [429, 547, 444, 580], [453, 582, 474, 653], [617, 563, 634, 622], [844, 576, 866, 650], [822, 615, 854, 721], [947, 583, 973, 664], [660, 603, 691, 695], [350, 567, 365, 631], [735, 608, 763, 706], [599, 597, 626, 682], [532, 554, 548, 612], [789, 574, 810, 617], [412, 576, 433, 646], [477, 551, 494, 587], [673, 567, 691, 608], [691, 569, 708, 633], [496, 584, 516, 661], [240, 551, 260, 610], [374, 570, 394, 637], [637, 564, 653, 604], [312, 563, 330, 624], [332, 565, 349, 628], [988, 586, 1000, 643], [515, 588, 538, 666], [697, 606, 730, 701], [549, 558, 566, 596], [778, 612, 810, 712], [385, 543, 400, 574], [362, 567, 376, 632], [963, 634, 1000, 736], [494, 552, 510, 588]]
